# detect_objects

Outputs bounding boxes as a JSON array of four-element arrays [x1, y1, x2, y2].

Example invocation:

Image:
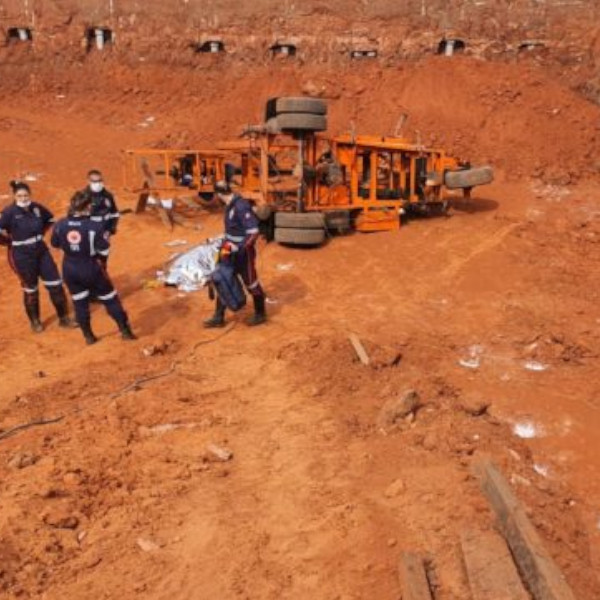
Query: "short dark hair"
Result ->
[[12, 181, 31, 194], [70, 190, 92, 214], [87, 169, 102, 178]]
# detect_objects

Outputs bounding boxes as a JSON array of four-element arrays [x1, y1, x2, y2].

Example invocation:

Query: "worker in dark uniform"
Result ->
[[51, 191, 135, 345], [204, 180, 267, 328], [0, 181, 75, 332], [83, 169, 120, 268]]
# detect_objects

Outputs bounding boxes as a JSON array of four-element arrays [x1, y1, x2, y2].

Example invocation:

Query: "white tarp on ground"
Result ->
[[162, 237, 223, 292]]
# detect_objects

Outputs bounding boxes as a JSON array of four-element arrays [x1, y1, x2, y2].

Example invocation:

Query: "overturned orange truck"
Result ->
[[124, 97, 493, 244], [218, 96, 493, 245]]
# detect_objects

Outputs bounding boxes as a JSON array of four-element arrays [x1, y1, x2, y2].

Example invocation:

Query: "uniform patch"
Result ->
[[33, 208, 41, 218], [103, 231, 110, 240], [67, 230, 82, 244]]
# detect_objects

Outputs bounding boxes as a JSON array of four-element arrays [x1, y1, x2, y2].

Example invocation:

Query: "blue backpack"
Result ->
[[211, 262, 246, 311]]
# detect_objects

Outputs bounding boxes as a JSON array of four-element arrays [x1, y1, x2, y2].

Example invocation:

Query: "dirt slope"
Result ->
[[0, 10, 599, 599]]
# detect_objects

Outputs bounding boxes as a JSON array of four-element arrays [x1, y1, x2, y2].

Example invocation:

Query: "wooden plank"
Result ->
[[473, 459, 577, 600], [461, 529, 530, 600], [348, 333, 370, 366], [398, 552, 433, 600]]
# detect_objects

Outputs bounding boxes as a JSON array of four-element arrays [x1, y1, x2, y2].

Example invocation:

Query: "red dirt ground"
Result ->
[[1, 35, 599, 599]]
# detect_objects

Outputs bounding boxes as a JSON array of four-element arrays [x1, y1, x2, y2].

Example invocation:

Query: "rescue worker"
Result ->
[[0, 181, 75, 332], [51, 191, 135, 345], [83, 169, 119, 268], [204, 180, 267, 328]]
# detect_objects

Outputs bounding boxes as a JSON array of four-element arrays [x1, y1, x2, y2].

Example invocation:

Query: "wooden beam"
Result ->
[[348, 334, 370, 366], [398, 552, 433, 600], [473, 459, 577, 600], [461, 529, 529, 600]]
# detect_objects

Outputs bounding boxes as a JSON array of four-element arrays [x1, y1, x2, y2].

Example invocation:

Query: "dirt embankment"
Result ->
[[0, 2, 599, 599]]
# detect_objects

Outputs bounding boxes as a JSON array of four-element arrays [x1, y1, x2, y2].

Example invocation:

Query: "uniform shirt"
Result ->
[[0, 202, 54, 251], [85, 187, 120, 234], [224, 195, 259, 246], [51, 216, 110, 260]]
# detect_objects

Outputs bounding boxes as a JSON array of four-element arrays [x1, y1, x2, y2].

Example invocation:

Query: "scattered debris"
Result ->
[[512, 420, 542, 439], [265, 297, 279, 304], [205, 443, 233, 462], [533, 464, 549, 477], [384, 478, 406, 498], [138, 422, 198, 437], [474, 459, 577, 600], [377, 390, 421, 430], [349, 333, 370, 366], [142, 339, 172, 357], [136, 537, 160, 552], [523, 360, 548, 372], [458, 396, 490, 417], [458, 345, 483, 369], [164, 239, 189, 247], [43, 511, 79, 530], [7, 452, 38, 469], [276, 263, 294, 271]]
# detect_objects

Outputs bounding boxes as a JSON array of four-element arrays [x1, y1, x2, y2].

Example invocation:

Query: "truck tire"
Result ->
[[275, 227, 326, 246], [275, 211, 325, 229], [444, 166, 494, 189], [273, 113, 327, 132], [265, 97, 327, 120], [325, 210, 351, 234], [275, 97, 327, 115]]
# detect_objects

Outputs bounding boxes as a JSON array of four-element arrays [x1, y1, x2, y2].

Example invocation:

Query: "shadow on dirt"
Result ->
[[451, 197, 499, 214]]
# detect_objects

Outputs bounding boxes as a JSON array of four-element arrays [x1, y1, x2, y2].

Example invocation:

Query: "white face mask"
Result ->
[[16, 199, 31, 208], [90, 181, 104, 193]]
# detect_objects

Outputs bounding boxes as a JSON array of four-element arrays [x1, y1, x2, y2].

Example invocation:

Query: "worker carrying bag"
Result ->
[[210, 261, 247, 311]]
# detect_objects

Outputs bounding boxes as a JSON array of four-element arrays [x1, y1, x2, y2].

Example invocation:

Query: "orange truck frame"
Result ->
[[218, 125, 492, 241]]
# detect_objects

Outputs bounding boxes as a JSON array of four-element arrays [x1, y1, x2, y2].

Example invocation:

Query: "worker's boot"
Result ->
[[80, 322, 98, 345], [49, 287, 77, 328], [24, 292, 43, 333], [204, 299, 226, 328], [119, 321, 137, 341], [59, 315, 78, 328], [247, 294, 267, 327]]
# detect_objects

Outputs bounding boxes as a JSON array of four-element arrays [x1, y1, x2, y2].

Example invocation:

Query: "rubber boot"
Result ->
[[80, 322, 98, 345], [49, 287, 77, 328], [203, 298, 226, 328], [59, 315, 79, 329], [247, 294, 267, 327], [24, 292, 43, 333], [119, 321, 137, 341]]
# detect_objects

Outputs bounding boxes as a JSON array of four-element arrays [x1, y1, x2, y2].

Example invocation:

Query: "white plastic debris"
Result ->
[[276, 263, 294, 271], [523, 360, 548, 372], [459, 357, 480, 369], [533, 464, 549, 477], [458, 344, 483, 369], [164, 240, 188, 247], [513, 421, 542, 439], [265, 297, 278, 305], [163, 237, 222, 292], [160, 199, 174, 210]]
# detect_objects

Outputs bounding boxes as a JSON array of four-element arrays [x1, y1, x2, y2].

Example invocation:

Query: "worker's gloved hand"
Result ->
[[219, 240, 238, 262], [221, 241, 239, 254]]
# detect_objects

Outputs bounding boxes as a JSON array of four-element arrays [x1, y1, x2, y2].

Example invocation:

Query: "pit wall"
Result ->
[[0, 0, 599, 69]]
